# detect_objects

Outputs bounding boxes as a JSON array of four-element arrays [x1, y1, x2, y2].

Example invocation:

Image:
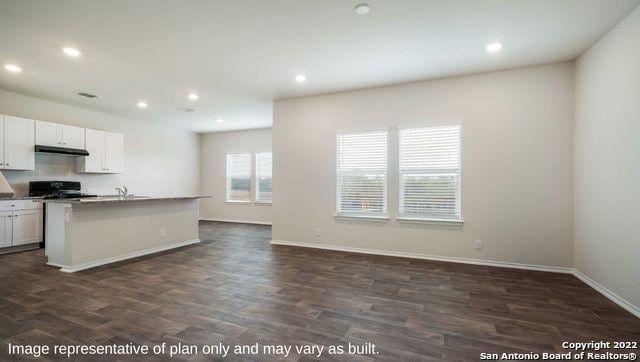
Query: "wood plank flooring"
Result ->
[[0, 221, 638, 361]]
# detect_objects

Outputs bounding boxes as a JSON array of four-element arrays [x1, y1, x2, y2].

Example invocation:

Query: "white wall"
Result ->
[[199, 128, 272, 224], [0, 89, 199, 196], [574, 5, 640, 311], [273, 62, 574, 268]]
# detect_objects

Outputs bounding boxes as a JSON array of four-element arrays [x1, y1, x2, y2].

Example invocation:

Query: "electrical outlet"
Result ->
[[160, 229, 166, 238], [315, 228, 321, 238], [474, 240, 483, 250]]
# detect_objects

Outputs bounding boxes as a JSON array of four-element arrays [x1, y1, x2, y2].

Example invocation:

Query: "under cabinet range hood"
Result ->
[[34, 145, 89, 156]]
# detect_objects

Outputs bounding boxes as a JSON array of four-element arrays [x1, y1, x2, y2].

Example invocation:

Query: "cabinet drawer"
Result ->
[[0, 200, 43, 212]]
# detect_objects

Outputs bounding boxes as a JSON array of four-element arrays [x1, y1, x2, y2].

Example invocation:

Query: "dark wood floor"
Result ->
[[0, 221, 638, 361]]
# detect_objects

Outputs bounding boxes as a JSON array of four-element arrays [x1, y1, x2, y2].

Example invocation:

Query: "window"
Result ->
[[255, 152, 272, 203], [399, 124, 462, 221], [226, 153, 252, 202], [336, 130, 388, 217]]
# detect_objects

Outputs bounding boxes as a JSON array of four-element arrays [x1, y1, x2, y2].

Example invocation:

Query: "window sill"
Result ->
[[225, 200, 252, 204], [396, 217, 464, 225], [254, 201, 272, 205], [334, 214, 390, 222]]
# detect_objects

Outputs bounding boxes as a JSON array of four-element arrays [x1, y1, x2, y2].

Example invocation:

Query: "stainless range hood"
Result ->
[[35, 145, 89, 156]]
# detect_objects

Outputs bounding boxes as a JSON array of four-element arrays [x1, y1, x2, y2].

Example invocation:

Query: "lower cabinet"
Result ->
[[0, 211, 12, 248], [12, 209, 42, 245], [0, 201, 42, 248]]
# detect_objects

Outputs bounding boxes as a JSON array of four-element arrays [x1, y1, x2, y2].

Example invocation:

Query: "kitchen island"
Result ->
[[43, 196, 208, 272]]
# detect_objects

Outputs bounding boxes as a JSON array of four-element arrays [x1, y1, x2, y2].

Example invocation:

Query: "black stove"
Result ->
[[29, 181, 97, 199]]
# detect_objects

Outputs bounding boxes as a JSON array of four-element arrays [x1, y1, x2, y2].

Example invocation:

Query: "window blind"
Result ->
[[399, 124, 461, 220], [255, 152, 272, 203], [336, 130, 388, 216], [226, 153, 252, 201]]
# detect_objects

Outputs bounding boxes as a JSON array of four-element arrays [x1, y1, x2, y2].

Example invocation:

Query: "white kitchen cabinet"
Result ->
[[61, 125, 85, 149], [104, 132, 123, 173], [35, 120, 59, 146], [0, 201, 42, 248], [3, 116, 35, 170], [76, 128, 123, 173], [0, 115, 35, 171], [80, 128, 104, 172], [12, 209, 42, 246], [0, 117, 3, 170], [35, 120, 85, 150], [0, 211, 12, 248]]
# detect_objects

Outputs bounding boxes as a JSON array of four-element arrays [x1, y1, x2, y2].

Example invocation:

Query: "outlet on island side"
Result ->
[[315, 227, 321, 238], [160, 229, 166, 239], [474, 240, 483, 250]]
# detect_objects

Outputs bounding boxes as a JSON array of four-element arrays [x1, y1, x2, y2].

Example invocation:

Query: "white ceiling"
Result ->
[[0, 0, 638, 133]]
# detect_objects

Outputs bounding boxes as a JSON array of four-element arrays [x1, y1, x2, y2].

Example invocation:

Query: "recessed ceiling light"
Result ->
[[4, 64, 22, 73], [294, 74, 307, 83], [137, 101, 148, 108], [486, 42, 503, 53], [216, 118, 224, 123], [354, 3, 371, 15], [188, 93, 199, 100], [62, 47, 82, 57]]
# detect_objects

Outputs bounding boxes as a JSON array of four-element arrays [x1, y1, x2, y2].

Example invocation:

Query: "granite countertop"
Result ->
[[0, 196, 45, 201], [41, 195, 211, 204]]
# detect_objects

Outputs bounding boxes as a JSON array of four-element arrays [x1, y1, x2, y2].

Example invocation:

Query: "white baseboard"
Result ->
[[200, 218, 272, 226], [51, 239, 201, 273], [270, 240, 573, 274], [572, 269, 640, 319], [270, 239, 640, 319]]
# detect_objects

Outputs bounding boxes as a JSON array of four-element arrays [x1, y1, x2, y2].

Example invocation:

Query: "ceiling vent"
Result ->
[[178, 107, 195, 112], [77, 92, 97, 98]]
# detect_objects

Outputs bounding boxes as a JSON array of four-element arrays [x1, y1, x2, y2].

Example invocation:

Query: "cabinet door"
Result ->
[[78, 128, 105, 173], [104, 132, 123, 173], [61, 125, 85, 149], [35, 120, 61, 147], [12, 209, 42, 246], [0, 116, 4, 168], [3, 116, 35, 170], [0, 211, 11, 248]]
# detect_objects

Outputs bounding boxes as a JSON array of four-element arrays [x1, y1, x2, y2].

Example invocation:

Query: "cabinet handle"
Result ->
[[8, 215, 11, 218], [10, 205, 14, 207], [5, 163, 9, 166], [0, 163, 3, 165], [13, 215, 18, 218]]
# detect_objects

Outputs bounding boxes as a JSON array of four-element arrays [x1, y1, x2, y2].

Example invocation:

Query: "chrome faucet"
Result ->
[[115, 186, 128, 198]]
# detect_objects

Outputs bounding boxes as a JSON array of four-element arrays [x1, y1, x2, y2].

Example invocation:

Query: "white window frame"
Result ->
[[255, 152, 273, 204], [397, 122, 463, 224], [335, 129, 389, 220], [225, 153, 252, 203]]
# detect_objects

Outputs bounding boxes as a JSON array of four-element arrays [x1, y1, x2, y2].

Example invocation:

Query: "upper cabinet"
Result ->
[[35, 120, 85, 150], [61, 124, 85, 149], [104, 132, 124, 173], [76, 128, 123, 174], [0, 114, 123, 174], [0, 115, 35, 170]]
